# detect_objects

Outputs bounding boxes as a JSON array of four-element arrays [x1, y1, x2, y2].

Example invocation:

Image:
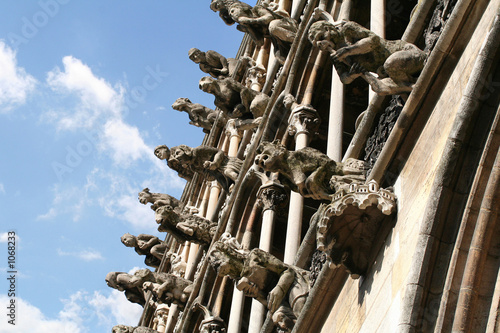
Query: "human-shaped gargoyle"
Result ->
[[111, 325, 159, 333], [254, 140, 365, 200], [210, 0, 297, 63], [308, 19, 426, 95], [154, 204, 217, 246], [154, 146, 195, 181], [172, 97, 219, 133], [208, 233, 310, 331], [188, 48, 237, 78], [142, 273, 193, 308], [120, 233, 168, 268], [105, 269, 157, 306], [199, 76, 269, 119], [154, 144, 243, 192]]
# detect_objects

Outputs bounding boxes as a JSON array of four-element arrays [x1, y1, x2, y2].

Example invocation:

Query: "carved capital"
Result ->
[[245, 64, 267, 90], [316, 180, 397, 278], [287, 105, 320, 139], [225, 119, 244, 139], [257, 182, 288, 212]]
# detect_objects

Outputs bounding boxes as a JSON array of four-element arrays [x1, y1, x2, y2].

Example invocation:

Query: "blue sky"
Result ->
[[0, 1, 255, 332]]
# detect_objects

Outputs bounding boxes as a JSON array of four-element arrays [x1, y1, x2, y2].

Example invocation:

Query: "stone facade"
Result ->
[[107, 1, 500, 332]]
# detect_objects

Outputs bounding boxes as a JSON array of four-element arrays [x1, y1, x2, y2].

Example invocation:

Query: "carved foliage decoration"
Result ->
[[316, 180, 397, 278]]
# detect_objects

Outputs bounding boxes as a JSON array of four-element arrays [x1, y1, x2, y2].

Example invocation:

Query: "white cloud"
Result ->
[[0, 183, 5, 194], [0, 294, 82, 333], [0, 41, 36, 113], [57, 248, 104, 262], [0, 232, 19, 243], [88, 290, 142, 328], [101, 119, 151, 166], [36, 184, 88, 222], [46, 56, 124, 130]]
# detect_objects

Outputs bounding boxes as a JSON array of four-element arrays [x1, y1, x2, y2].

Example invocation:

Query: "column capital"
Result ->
[[225, 119, 244, 139], [245, 64, 267, 91], [287, 105, 320, 139], [257, 182, 288, 212]]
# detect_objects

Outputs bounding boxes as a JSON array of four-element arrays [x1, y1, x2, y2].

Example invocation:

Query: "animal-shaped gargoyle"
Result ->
[[172, 97, 219, 133], [254, 140, 365, 200], [142, 273, 193, 308], [308, 19, 426, 95], [120, 233, 168, 268]]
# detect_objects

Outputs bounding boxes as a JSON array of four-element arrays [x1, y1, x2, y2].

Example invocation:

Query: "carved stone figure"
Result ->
[[155, 205, 217, 245], [188, 48, 237, 78], [308, 20, 426, 95], [111, 325, 158, 333], [156, 144, 243, 192], [208, 234, 309, 330], [210, 0, 297, 63], [142, 273, 193, 308], [316, 180, 397, 278], [254, 140, 365, 200], [138, 187, 185, 212], [154, 145, 195, 181], [105, 269, 157, 306], [193, 301, 227, 333], [121, 233, 169, 268], [199, 76, 269, 119], [172, 97, 219, 133], [163, 252, 187, 276]]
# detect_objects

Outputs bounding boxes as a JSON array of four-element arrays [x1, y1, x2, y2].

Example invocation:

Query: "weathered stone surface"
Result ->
[[154, 205, 217, 245], [210, 0, 297, 63], [208, 234, 310, 330], [121, 233, 168, 268], [316, 180, 397, 277], [188, 48, 237, 78], [112, 325, 159, 333], [308, 20, 426, 95], [193, 301, 227, 333], [199, 76, 269, 119], [254, 140, 365, 200], [138, 188, 185, 212], [105, 269, 157, 307], [154, 144, 243, 191], [142, 273, 193, 308], [172, 97, 219, 133], [154, 146, 195, 181]]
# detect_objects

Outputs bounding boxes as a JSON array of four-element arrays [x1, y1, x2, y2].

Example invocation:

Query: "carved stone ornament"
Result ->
[[105, 269, 160, 307], [153, 304, 169, 332], [188, 48, 238, 78], [245, 64, 267, 89], [287, 105, 321, 139], [208, 233, 310, 331], [154, 144, 243, 192], [154, 145, 195, 181], [121, 233, 169, 268], [155, 205, 217, 246], [142, 273, 193, 308], [210, 0, 297, 63], [193, 301, 227, 333], [172, 97, 219, 133], [257, 182, 288, 213], [111, 325, 159, 333], [308, 19, 426, 96], [254, 140, 366, 200], [199, 76, 270, 119], [316, 180, 397, 278]]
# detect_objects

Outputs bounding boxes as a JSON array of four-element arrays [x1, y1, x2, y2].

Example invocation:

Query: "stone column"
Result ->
[[370, 0, 385, 101], [284, 105, 320, 264], [154, 304, 169, 333], [226, 121, 244, 158], [278, 0, 292, 14], [248, 182, 288, 333]]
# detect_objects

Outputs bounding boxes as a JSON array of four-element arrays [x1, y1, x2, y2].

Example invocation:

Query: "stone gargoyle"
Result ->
[[254, 140, 365, 200], [121, 233, 169, 268], [138, 187, 185, 212], [154, 205, 217, 246], [172, 97, 219, 133], [154, 144, 243, 192], [208, 233, 309, 331], [308, 20, 426, 95], [112, 325, 159, 333], [188, 48, 237, 78], [105, 269, 158, 307], [199, 75, 269, 119], [210, 0, 297, 63], [154, 145, 195, 181], [142, 273, 193, 308]]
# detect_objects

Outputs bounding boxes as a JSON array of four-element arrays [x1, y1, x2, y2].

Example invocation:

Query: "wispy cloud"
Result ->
[[0, 41, 37, 113], [57, 248, 104, 262], [0, 183, 5, 194], [0, 232, 20, 243], [88, 289, 142, 327]]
